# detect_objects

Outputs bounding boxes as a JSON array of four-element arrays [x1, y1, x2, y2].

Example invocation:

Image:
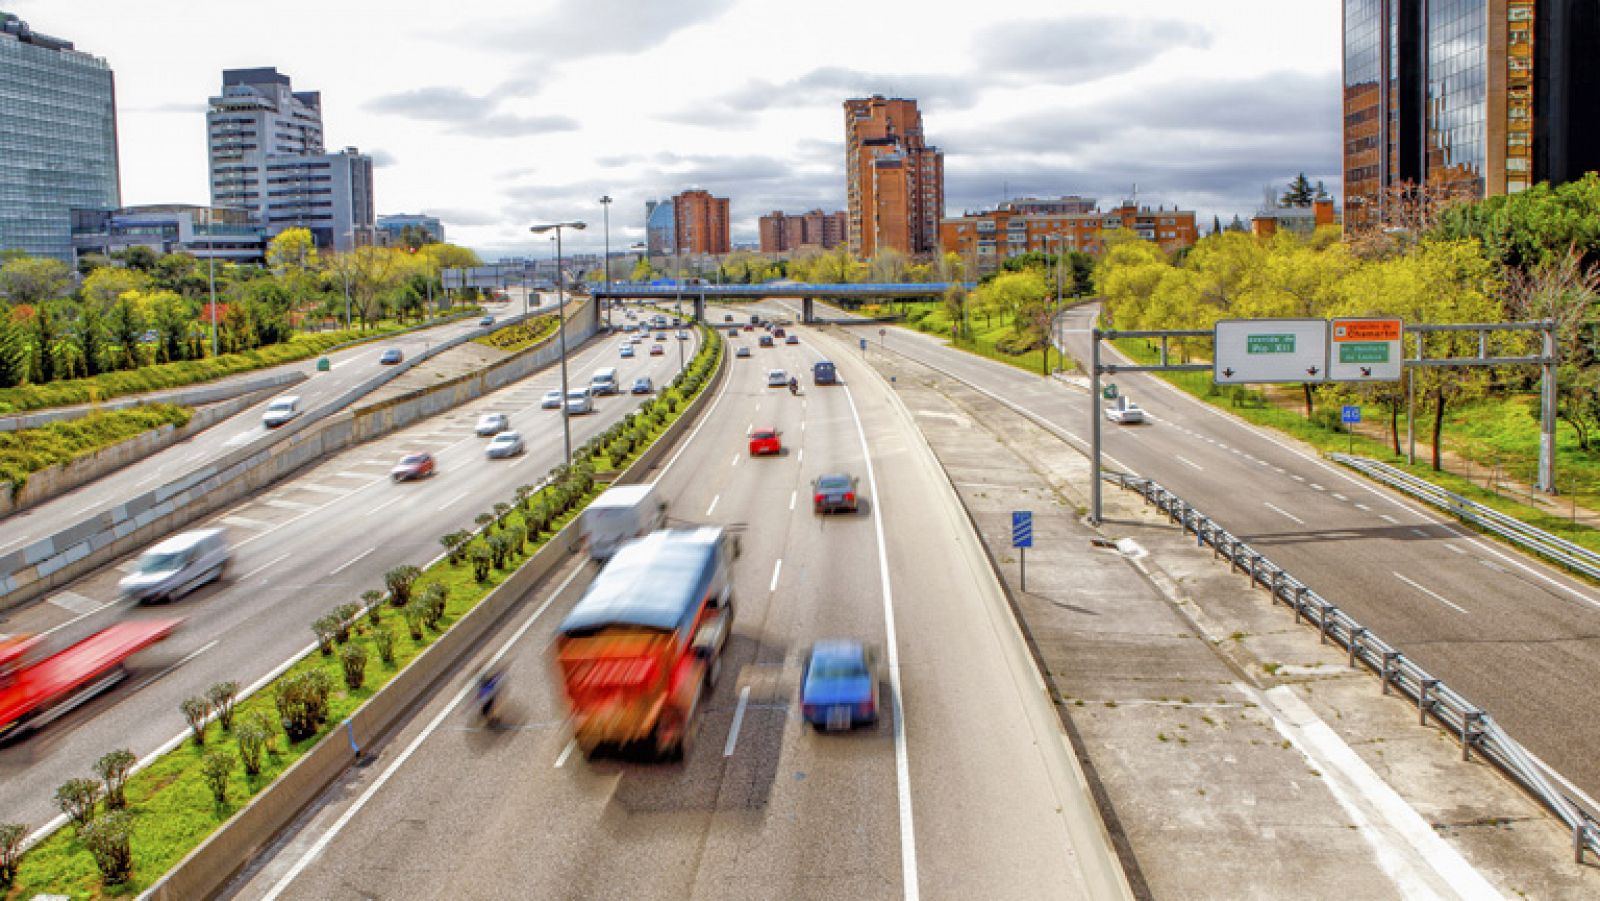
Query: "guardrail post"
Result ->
[[1576, 822, 1590, 865], [1349, 627, 1365, 668], [1293, 586, 1306, 625], [1380, 652, 1400, 695], [1461, 710, 1482, 761], [1271, 571, 1283, 606], [1418, 679, 1437, 725], [1319, 605, 1335, 645]]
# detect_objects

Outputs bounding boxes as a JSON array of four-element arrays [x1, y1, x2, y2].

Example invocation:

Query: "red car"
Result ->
[[650, 344, 665, 356], [748, 427, 782, 456], [391, 452, 436, 481]]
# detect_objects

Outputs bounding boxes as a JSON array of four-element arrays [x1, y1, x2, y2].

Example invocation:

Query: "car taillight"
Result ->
[[815, 493, 825, 504], [856, 702, 874, 718], [844, 492, 855, 503]]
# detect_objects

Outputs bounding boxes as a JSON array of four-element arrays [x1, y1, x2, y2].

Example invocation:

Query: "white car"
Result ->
[[475, 413, 509, 435], [262, 395, 301, 428], [566, 389, 595, 414], [766, 369, 789, 387], [1104, 397, 1145, 424], [541, 389, 563, 409], [485, 431, 525, 458]]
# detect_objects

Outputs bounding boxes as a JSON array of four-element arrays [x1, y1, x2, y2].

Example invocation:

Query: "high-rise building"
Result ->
[[0, 12, 120, 261], [844, 95, 944, 259], [376, 213, 444, 246], [645, 199, 675, 255], [759, 209, 847, 254], [672, 189, 730, 255], [207, 67, 373, 250], [1342, 0, 1600, 231]]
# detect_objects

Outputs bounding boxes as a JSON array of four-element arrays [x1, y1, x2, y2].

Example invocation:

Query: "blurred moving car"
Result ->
[[118, 529, 230, 603], [476, 413, 509, 435], [1104, 397, 1145, 424], [379, 348, 404, 365], [485, 431, 524, 458], [391, 452, 436, 481], [766, 369, 788, 387], [590, 367, 621, 396], [566, 389, 595, 414], [774, 327, 786, 338], [631, 376, 654, 395], [735, 346, 751, 358], [650, 344, 665, 356], [727, 328, 739, 338], [479, 315, 495, 327], [655, 332, 669, 340], [812, 360, 837, 385], [743, 324, 755, 332], [785, 334, 799, 345], [620, 345, 635, 358], [541, 389, 563, 409], [800, 641, 880, 731], [724, 314, 734, 322], [748, 426, 781, 456], [262, 395, 301, 428], [676, 330, 688, 340], [811, 473, 859, 514], [579, 483, 666, 561], [759, 334, 774, 347]]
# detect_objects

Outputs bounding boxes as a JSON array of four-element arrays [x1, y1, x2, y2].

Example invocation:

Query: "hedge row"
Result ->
[[0, 405, 193, 488], [474, 313, 559, 354]]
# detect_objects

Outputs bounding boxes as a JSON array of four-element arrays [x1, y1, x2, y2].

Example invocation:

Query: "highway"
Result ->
[[0, 302, 545, 558], [0, 314, 696, 827], [231, 308, 1125, 900], [815, 299, 1600, 809]]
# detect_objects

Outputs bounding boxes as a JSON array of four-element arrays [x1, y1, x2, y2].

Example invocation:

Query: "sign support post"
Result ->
[[1012, 511, 1033, 592]]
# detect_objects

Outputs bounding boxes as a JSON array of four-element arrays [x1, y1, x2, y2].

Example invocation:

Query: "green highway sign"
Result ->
[[1339, 342, 1390, 363], [1215, 319, 1330, 384], [1102, 384, 1118, 400], [1247, 334, 1297, 354]]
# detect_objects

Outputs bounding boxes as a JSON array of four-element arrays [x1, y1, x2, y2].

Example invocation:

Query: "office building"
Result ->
[[377, 213, 444, 246], [645, 199, 675, 255], [844, 95, 944, 258], [71, 205, 264, 264], [672, 189, 730, 255], [207, 67, 373, 250], [0, 13, 120, 261], [1342, 0, 1600, 231], [940, 200, 1198, 271], [759, 209, 847, 254]]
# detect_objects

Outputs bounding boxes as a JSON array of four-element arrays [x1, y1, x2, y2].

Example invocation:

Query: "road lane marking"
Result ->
[[789, 490, 796, 510], [367, 496, 403, 516], [1411, 529, 1430, 537], [436, 496, 460, 511], [706, 495, 719, 516], [49, 590, 102, 616], [841, 383, 919, 901], [1291, 474, 1305, 482], [731, 453, 740, 467], [1447, 545, 1467, 555], [1379, 514, 1401, 524], [1174, 455, 1203, 471], [1393, 572, 1468, 614], [241, 553, 290, 581], [724, 685, 752, 757], [554, 739, 576, 768], [797, 448, 804, 463], [265, 559, 587, 899], [264, 498, 315, 511], [746, 422, 753, 435], [1264, 502, 1305, 525], [221, 515, 272, 530], [132, 639, 218, 692], [1354, 503, 1371, 511], [769, 559, 782, 592], [801, 420, 806, 431], [1309, 483, 1325, 491], [1332, 493, 1348, 501], [329, 548, 375, 576], [133, 473, 160, 487]]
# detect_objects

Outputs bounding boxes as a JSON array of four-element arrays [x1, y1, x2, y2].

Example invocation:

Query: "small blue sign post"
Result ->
[[859, 337, 867, 354], [1342, 405, 1361, 453], [1012, 511, 1033, 591]]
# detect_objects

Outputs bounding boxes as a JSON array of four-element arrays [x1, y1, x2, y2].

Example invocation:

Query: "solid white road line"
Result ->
[[554, 739, 576, 768], [1174, 455, 1203, 471], [706, 495, 719, 516], [329, 548, 375, 576], [724, 685, 752, 757], [797, 448, 804, 463], [265, 562, 587, 900], [1447, 545, 1467, 555], [731, 453, 740, 467], [841, 383, 919, 901], [132, 639, 218, 692], [1411, 529, 1430, 538], [1264, 502, 1306, 526], [789, 490, 797, 511], [240, 553, 290, 582], [769, 559, 783, 592], [367, 496, 403, 516], [435, 496, 460, 511], [1393, 572, 1468, 614]]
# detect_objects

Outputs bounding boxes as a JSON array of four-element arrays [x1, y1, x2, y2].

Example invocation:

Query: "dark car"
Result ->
[[785, 334, 799, 345], [812, 473, 859, 514], [379, 348, 404, 365], [801, 641, 880, 731], [631, 376, 654, 395], [813, 360, 837, 385], [774, 327, 786, 338], [759, 334, 774, 348], [391, 452, 435, 481], [724, 314, 734, 322]]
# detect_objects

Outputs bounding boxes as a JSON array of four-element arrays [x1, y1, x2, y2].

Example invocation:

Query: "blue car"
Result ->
[[800, 641, 880, 731]]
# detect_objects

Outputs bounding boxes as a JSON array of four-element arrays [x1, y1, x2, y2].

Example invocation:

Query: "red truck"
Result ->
[[0, 618, 182, 740], [555, 528, 736, 760]]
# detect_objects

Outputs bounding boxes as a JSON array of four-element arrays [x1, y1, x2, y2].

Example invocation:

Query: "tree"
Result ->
[[29, 303, 60, 383], [397, 224, 431, 252], [267, 227, 318, 272], [105, 297, 145, 371], [0, 311, 27, 388], [1212, 214, 1223, 236], [114, 245, 159, 272], [1433, 172, 1600, 272], [1501, 247, 1600, 450], [0, 256, 72, 306], [1282, 172, 1316, 207], [630, 255, 653, 281], [81, 266, 149, 309]]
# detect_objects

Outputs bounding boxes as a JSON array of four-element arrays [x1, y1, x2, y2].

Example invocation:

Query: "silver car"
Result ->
[[566, 389, 595, 414], [485, 431, 524, 458], [767, 369, 789, 387], [476, 413, 509, 435], [541, 389, 563, 409], [119, 529, 230, 603]]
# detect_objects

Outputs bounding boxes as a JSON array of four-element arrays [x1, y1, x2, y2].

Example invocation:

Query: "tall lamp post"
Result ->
[[598, 195, 613, 328], [206, 240, 219, 357], [529, 220, 586, 464]]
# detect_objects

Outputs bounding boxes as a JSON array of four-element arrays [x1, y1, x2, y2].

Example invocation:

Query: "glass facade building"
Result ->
[[0, 13, 120, 261], [1425, 0, 1488, 194]]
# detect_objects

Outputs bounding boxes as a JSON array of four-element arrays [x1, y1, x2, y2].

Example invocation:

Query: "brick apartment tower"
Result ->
[[672, 189, 730, 255], [759, 209, 847, 253], [844, 95, 944, 258]]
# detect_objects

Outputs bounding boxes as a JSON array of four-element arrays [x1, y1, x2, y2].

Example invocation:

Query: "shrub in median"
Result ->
[[81, 809, 133, 886], [363, 590, 386, 626], [200, 750, 234, 807], [340, 643, 368, 690], [180, 696, 210, 746], [384, 565, 421, 607], [54, 778, 100, 831], [94, 749, 135, 810], [0, 822, 26, 888], [236, 717, 269, 778], [468, 541, 492, 582], [332, 603, 360, 641], [372, 624, 396, 666], [207, 681, 239, 732], [311, 615, 338, 656], [275, 669, 332, 743], [403, 600, 426, 640]]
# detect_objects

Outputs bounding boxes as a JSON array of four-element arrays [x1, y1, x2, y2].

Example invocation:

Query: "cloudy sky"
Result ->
[[12, 0, 1342, 259]]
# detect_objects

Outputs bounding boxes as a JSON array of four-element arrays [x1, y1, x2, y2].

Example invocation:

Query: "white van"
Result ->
[[262, 395, 301, 428], [580, 484, 667, 561], [118, 528, 231, 603], [590, 367, 620, 396]]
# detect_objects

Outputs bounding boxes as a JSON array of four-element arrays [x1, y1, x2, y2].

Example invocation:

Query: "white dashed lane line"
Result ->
[[1379, 514, 1401, 524], [706, 495, 719, 516], [330, 548, 375, 576], [1174, 455, 1203, 471], [769, 558, 783, 592], [1264, 502, 1306, 525], [1393, 572, 1468, 614]]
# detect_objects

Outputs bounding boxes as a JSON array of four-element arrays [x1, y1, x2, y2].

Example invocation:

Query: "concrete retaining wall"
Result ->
[[0, 301, 596, 614], [143, 325, 725, 901], [0, 371, 307, 433]]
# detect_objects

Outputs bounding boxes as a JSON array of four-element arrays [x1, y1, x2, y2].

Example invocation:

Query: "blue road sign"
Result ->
[[1012, 511, 1033, 548], [1341, 405, 1361, 424], [859, 337, 868, 352]]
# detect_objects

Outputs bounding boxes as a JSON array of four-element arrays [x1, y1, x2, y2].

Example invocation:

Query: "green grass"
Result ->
[[0, 405, 193, 488], [900, 307, 1055, 378], [1109, 337, 1600, 559], [5, 320, 725, 899]]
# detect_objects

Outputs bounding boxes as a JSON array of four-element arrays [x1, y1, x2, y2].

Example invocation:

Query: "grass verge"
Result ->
[[897, 307, 1055, 379], [1, 406, 193, 489], [5, 324, 723, 898]]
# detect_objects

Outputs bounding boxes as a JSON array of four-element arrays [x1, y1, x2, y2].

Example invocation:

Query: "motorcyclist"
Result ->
[[475, 666, 504, 726], [788, 376, 799, 395]]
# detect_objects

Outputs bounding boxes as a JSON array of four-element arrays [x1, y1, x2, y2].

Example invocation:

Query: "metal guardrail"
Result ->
[[1103, 470, 1600, 863], [1329, 454, 1600, 583]]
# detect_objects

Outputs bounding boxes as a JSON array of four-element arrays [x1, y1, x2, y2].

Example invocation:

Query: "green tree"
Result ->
[[267, 227, 318, 271], [81, 266, 149, 309], [0, 256, 72, 306], [0, 311, 27, 387], [1282, 172, 1316, 207], [106, 297, 145, 370], [114, 245, 159, 272]]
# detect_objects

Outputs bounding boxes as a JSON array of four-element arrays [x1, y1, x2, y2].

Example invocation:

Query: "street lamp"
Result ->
[[598, 195, 613, 328], [529, 220, 586, 464]]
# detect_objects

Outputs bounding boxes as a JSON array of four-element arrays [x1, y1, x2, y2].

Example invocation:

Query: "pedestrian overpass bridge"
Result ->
[[590, 282, 972, 324]]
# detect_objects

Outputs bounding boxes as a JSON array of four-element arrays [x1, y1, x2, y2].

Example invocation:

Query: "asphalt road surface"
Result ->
[[229, 307, 1125, 901], [812, 298, 1600, 812], [0, 315, 696, 827]]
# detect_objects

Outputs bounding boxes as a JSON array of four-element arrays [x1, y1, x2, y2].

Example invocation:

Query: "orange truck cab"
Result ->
[[555, 528, 737, 760]]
